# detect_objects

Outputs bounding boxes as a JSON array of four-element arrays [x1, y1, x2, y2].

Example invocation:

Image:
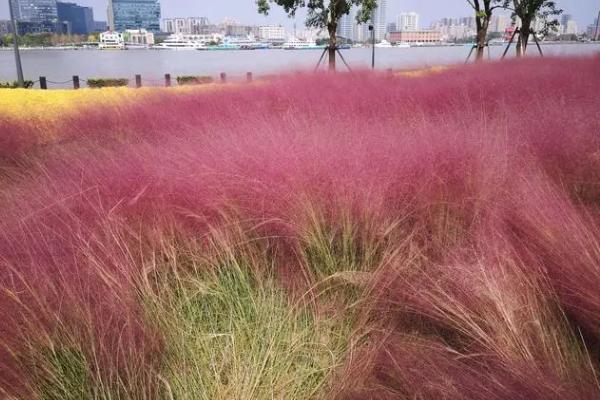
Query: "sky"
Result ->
[[1, 0, 599, 29]]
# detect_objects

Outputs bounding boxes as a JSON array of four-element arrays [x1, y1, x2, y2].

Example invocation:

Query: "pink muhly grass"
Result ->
[[0, 56, 600, 398]]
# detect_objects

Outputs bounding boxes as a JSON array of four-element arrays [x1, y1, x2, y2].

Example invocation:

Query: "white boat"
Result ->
[[218, 36, 270, 50], [282, 38, 326, 50], [395, 42, 411, 49], [375, 39, 393, 48], [153, 36, 206, 50]]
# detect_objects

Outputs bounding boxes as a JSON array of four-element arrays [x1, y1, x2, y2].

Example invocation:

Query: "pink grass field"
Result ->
[[1, 56, 600, 399]]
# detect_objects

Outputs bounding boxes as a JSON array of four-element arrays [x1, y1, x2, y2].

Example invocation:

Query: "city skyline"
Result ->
[[1, 0, 598, 29]]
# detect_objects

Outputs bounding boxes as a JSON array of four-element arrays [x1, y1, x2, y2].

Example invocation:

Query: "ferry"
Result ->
[[283, 38, 326, 50], [375, 39, 393, 48], [153, 36, 207, 50], [207, 36, 270, 50]]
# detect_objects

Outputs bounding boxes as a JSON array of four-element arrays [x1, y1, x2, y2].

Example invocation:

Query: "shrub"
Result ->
[[0, 80, 34, 89], [86, 78, 129, 88], [176, 75, 214, 85]]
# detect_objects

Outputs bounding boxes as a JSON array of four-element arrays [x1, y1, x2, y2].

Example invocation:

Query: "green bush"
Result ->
[[86, 78, 129, 88], [0, 80, 34, 89], [176, 76, 214, 86]]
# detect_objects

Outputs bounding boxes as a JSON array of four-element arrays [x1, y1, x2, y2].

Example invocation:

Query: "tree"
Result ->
[[504, 0, 562, 56], [466, 0, 503, 61], [256, 0, 377, 71]]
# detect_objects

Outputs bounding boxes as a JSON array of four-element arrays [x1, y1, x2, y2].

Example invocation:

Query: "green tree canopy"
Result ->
[[256, 0, 378, 70], [504, 0, 562, 55]]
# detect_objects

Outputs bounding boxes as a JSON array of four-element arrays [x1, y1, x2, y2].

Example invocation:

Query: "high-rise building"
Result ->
[[373, 0, 387, 41], [9, 0, 59, 33], [565, 19, 578, 35], [108, 0, 160, 32], [337, 11, 355, 41], [560, 14, 572, 32], [57, 2, 94, 35], [490, 14, 509, 33], [588, 17, 599, 40], [93, 20, 108, 32], [259, 25, 286, 42], [0, 20, 12, 35], [161, 17, 215, 34], [397, 12, 419, 32]]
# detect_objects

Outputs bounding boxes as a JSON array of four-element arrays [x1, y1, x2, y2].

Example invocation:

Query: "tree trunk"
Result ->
[[516, 18, 531, 57], [328, 23, 337, 71], [521, 22, 531, 56], [475, 19, 489, 61]]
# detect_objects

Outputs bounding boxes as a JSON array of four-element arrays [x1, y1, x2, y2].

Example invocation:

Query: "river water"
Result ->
[[1, 43, 599, 87]]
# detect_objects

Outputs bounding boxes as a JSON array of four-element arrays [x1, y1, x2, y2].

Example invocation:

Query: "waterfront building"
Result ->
[[587, 18, 599, 40], [0, 20, 12, 35], [9, 0, 58, 33], [388, 30, 441, 44], [296, 27, 326, 42], [562, 17, 578, 35], [259, 25, 286, 43], [99, 30, 124, 48], [218, 18, 258, 38], [397, 12, 419, 32], [108, 0, 161, 32], [372, 0, 387, 41], [490, 15, 509, 33], [57, 2, 94, 35], [337, 11, 355, 41], [161, 17, 210, 34], [124, 28, 154, 45], [93, 20, 108, 32]]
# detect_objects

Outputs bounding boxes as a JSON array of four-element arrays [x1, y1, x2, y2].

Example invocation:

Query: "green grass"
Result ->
[[138, 223, 355, 400]]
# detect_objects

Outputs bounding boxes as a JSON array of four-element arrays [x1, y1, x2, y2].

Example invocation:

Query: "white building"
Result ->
[[372, 0, 387, 41], [162, 17, 211, 34], [565, 19, 578, 35], [99, 31, 124, 49], [337, 11, 355, 41], [124, 29, 154, 46], [259, 25, 286, 42], [397, 12, 419, 32]]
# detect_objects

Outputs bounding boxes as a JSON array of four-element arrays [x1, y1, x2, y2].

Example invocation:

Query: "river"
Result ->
[[1, 43, 599, 87]]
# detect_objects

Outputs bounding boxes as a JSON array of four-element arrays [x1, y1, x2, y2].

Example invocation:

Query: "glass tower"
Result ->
[[9, 0, 59, 33], [109, 0, 161, 32]]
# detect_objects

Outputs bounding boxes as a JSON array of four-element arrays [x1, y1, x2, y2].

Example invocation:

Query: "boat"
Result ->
[[375, 39, 393, 48], [153, 36, 207, 50], [208, 36, 271, 50], [395, 42, 410, 49], [282, 38, 326, 50]]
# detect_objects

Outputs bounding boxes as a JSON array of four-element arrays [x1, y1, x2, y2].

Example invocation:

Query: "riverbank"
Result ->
[[2, 43, 599, 82]]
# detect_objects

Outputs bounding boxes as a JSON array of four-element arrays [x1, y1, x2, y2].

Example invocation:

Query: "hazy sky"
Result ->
[[1, 0, 599, 28]]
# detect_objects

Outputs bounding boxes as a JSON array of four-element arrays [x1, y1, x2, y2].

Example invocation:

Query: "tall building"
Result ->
[[0, 20, 12, 35], [397, 12, 419, 31], [259, 25, 286, 43], [9, 0, 59, 32], [57, 2, 94, 35], [565, 20, 578, 35], [372, 0, 387, 41], [161, 17, 216, 34], [108, 0, 160, 32], [337, 11, 355, 41], [93, 20, 108, 32], [490, 14, 509, 33]]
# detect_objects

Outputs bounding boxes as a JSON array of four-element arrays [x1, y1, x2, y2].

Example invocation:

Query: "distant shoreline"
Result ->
[[0, 41, 597, 51]]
